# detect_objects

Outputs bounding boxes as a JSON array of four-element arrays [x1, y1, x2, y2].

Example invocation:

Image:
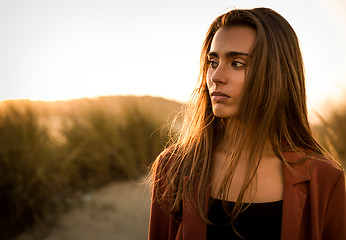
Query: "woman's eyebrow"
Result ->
[[207, 51, 252, 58]]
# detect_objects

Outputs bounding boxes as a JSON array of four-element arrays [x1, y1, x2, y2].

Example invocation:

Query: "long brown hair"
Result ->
[[151, 7, 331, 224]]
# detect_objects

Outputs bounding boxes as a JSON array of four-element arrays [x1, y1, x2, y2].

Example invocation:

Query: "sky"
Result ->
[[1, 0, 345, 116]]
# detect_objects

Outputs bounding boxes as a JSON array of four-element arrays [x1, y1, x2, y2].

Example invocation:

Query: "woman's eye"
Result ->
[[208, 60, 218, 69], [231, 61, 245, 68]]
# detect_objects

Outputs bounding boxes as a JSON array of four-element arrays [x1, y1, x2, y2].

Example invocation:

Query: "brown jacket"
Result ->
[[148, 151, 346, 240]]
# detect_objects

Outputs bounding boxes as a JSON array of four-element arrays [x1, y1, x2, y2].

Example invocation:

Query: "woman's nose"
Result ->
[[211, 66, 227, 84]]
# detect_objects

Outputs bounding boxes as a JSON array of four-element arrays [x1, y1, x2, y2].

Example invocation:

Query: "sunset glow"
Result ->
[[1, 0, 345, 114]]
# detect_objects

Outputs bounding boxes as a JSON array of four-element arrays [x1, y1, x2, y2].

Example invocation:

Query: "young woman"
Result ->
[[148, 7, 346, 240]]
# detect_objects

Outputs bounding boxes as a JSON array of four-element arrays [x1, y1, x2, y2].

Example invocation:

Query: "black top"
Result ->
[[207, 198, 283, 240]]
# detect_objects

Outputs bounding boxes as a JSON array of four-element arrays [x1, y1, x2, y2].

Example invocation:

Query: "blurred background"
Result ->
[[0, 0, 345, 239]]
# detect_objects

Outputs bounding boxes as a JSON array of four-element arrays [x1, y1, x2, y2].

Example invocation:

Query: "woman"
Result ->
[[148, 7, 346, 240]]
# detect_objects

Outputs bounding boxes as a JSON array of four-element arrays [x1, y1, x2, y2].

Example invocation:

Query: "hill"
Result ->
[[0, 95, 182, 120]]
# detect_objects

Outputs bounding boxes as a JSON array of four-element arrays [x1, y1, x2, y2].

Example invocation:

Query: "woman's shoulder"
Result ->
[[284, 148, 342, 169], [310, 154, 344, 182], [283, 149, 344, 183], [155, 145, 177, 164], [153, 145, 181, 175]]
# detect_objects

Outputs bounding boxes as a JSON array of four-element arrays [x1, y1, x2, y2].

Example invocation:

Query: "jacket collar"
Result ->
[[282, 150, 313, 184], [281, 150, 313, 240]]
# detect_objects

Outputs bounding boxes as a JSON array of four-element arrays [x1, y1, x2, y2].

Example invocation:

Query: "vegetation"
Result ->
[[312, 101, 346, 169], [0, 96, 181, 239], [0, 94, 345, 239], [0, 104, 61, 239]]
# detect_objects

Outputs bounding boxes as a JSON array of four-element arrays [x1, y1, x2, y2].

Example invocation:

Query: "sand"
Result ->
[[16, 176, 151, 240]]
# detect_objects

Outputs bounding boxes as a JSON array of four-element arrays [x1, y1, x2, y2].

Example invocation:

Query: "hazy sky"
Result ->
[[1, 0, 345, 113]]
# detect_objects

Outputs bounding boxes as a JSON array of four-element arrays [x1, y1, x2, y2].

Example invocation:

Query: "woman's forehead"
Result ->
[[209, 26, 256, 56]]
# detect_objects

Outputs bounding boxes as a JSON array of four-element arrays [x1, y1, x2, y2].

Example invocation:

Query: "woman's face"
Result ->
[[206, 26, 256, 118]]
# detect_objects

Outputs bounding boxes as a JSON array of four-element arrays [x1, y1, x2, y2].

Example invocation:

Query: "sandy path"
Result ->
[[22, 177, 151, 240]]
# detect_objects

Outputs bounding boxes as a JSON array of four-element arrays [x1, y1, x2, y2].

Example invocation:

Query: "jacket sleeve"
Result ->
[[148, 150, 181, 240], [322, 171, 346, 240], [148, 197, 180, 240], [148, 198, 169, 239]]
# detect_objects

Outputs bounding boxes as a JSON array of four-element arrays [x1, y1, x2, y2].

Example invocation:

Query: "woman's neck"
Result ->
[[217, 135, 276, 160]]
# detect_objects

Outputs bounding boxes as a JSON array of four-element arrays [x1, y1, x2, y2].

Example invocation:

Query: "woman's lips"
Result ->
[[211, 91, 230, 102]]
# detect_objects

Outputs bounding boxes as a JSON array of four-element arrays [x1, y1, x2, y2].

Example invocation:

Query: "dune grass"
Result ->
[[1, 94, 344, 239], [58, 102, 168, 190], [312, 101, 346, 168], [0, 97, 176, 239], [0, 104, 62, 239]]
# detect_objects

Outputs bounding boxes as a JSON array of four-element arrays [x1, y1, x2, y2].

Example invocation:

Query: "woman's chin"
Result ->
[[212, 108, 236, 119]]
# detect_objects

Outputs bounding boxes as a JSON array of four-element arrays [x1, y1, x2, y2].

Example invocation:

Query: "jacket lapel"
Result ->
[[281, 151, 312, 240]]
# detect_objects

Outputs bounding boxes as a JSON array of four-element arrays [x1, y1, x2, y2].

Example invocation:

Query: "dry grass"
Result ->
[[0, 104, 62, 239], [312, 101, 346, 168], [2, 93, 344, 239], [0, 96, 181, 239]]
